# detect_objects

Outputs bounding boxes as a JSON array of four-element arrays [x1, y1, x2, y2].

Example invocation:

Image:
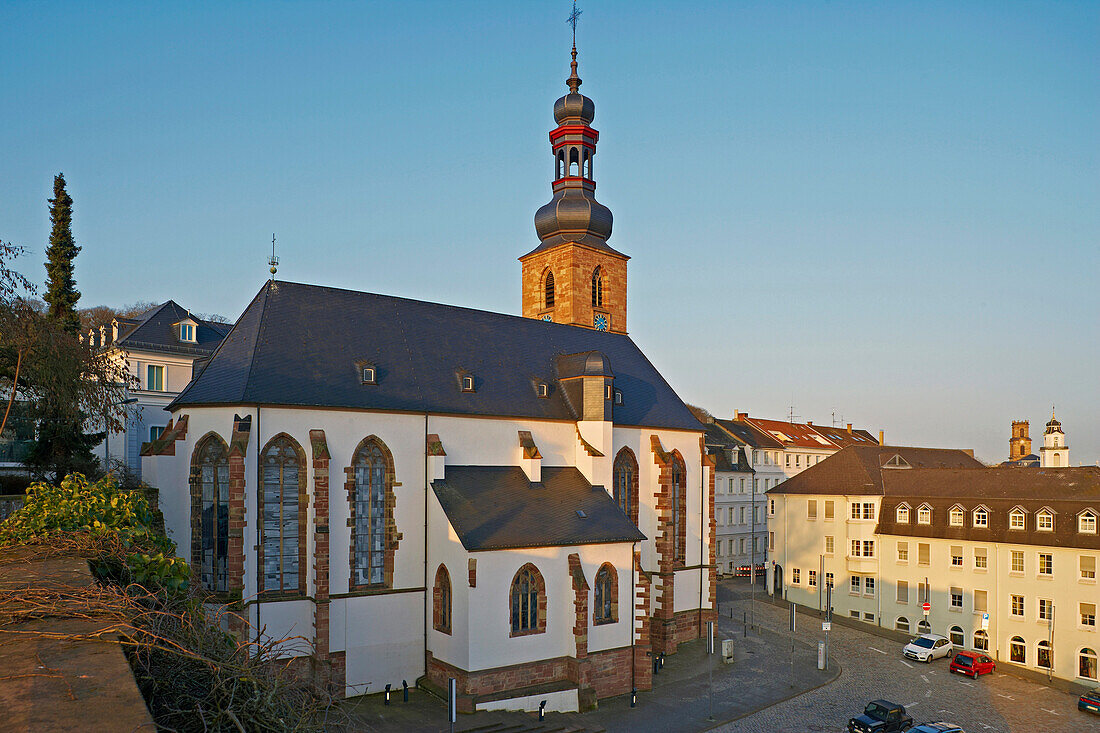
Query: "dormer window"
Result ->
[[1009, 508, 1026, 530], [1036, 509, 1054, 532], [361, 365, 377, 385], [179, 322, 195, 342], [949, 506, 964, 527], [537, 383, 549, 398], [461, 375, 475, 393], [896, 504, 910, 523], [613, 389, 623, 405], [973, 507, 988, 528], [1080, 511, 1097, 534]]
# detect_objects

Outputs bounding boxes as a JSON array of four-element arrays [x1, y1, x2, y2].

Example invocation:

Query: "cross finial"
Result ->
[[567, 1, 582, 48], [268, 233, 279, 279]]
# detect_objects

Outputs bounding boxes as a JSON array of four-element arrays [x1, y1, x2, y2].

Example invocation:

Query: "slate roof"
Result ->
[[713, 418, 784, 449], [704, 423, 752, 473], [767, 445, 985, 496], [876, 467, 1100, 550], [114, 301, 232, 357], [807, 424, 879, 448], [171, 281, 702, 431], [432, 466, 646, 551]]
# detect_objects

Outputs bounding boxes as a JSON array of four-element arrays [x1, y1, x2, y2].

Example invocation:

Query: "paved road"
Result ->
[[713, 585, 1095, 733]]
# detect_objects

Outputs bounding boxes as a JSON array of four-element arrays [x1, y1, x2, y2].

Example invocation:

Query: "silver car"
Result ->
[[903, 633, 952, 662]]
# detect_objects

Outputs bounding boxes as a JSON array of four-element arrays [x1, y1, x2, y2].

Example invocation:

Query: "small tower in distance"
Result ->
[[520, 11, 628, 334], [1008, 420, 1032, 461], [1039, 409, 1070, 467]]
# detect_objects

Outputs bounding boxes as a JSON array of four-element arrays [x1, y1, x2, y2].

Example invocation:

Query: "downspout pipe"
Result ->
[[423, 413, 429, 678], [698, 447, 705, 635]]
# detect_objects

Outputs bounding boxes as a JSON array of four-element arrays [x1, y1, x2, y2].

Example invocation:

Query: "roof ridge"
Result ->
[[240, 281, 272, 404]]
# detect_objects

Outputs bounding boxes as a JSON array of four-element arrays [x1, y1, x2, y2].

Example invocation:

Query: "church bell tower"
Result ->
[[520, 26, 628, 334]]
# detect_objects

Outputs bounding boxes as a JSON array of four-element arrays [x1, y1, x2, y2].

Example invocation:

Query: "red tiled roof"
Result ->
[[743, 417, 842, 449]]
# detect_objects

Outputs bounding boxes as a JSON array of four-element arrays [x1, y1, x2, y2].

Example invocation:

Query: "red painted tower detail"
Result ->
[[520, 44, 628, 334]]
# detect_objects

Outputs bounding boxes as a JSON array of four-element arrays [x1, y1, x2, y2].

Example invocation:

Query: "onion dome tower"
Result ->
[[1039, 408, 1070, 467], [520, 22, 629, 334]]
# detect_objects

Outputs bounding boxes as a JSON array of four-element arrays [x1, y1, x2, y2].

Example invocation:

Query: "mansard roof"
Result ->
[[171, 280, 702, 431], [432, 466, 646, 551], [113, 300, 231, 357], [767, 445, 984, 496]]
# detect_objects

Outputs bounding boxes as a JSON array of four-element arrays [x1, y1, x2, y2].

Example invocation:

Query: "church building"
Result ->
[[143, 39, 714, 713]]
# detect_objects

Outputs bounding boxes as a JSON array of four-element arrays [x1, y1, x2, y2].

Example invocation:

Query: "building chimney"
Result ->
[[846, 423, 852, 434], [735, 411, 747, 421], [878, 430, 884, 446], [807, 420, 813, 426]]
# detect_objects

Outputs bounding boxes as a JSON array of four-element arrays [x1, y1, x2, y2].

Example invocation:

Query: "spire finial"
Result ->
[[268, 233, 279, 279], [566, 0, 582, 93]]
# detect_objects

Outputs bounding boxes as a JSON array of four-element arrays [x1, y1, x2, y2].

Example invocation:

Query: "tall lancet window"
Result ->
[[260, 435, 305, 594], [194, 436, 230, 593], [544, 270, 555, 309], [591, 266, 603, 307]]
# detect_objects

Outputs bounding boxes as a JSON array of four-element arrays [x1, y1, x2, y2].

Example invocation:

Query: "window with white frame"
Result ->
[[917, 505, 931, 524], [1011, 594, 1024, 617], [897, 580, 908, 603], [974, 589, 987, 612], [1082, 555, 1097, 580], [1039, 553, 1053, 575], [824, 536, 834, 555], [179, 322, 195, 342], [896, 504, 910, 523], [792, 568, 800, 584], [1037, 509, 1054, 532], [1039, 598, 1053, 621], [824, 500, 834, 520], [1080, 512, 1098, 534], [825, 571, 834, 588], [864, 577, 875, 596], [808, 570, 817, 587], [974, 547, 988, 569], [1009, 509, 1026, 530], [146, 364, 165, 391], [851, 502, 861, 520], [951, 546, 963, 567], [897, 541, 908, 562], [807, 500, 817, 520], [973, 507, 988, 528], [1082, 603, 1097, 628], [950, 586, 963, 609], [863, 502, 874, 520], [768, 532, 774, 551], [949, 507, 964, 526], [850, 575, 861, 594], [1011, 550, 1024, 573], [918, 542, 930, 566], [768, 498, 774, 515]]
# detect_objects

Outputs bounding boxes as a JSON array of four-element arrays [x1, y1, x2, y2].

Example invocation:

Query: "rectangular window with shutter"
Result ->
[[824, 500, 834, 520], [974, 548, 988, 569], [807, 500, 817, 520], [951, 546, 963, 567], [1081, 555, 1096, 579], [897, 542, 908, 562], [974, 589, 987, 612], [918, 543, 930, 566], [950, 587, 963, 608], [897, 580, 908, 604], [1082, 603, 1097, 627]]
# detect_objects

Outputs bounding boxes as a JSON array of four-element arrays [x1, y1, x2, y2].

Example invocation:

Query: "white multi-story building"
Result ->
[[704, 423, 760, 576], [769, 444, 1100, 686], [88, 302, 230, 476]]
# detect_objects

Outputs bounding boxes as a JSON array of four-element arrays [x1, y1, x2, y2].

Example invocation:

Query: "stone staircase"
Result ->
[[457, 716, 605, 733]]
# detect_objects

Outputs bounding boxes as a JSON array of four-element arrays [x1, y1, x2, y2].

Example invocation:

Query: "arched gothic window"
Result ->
[[544, 270, 555, 309], [594, 563, 617, 625], [192, 435, 230, 593], [433, 564, 451, 634], [613, 448, 638, 525], [671, 453, 687, 565], [510, 564, 546, 636], [260, 435, 306, 594], [591, 266, 603, 308], [349, 437, 396, 588]]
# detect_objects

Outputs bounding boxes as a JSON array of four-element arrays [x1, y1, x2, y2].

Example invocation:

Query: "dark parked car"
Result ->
[[847, 700, 914, 732], [1080, 688, 1100, 715], [911, 724, 964, 733]]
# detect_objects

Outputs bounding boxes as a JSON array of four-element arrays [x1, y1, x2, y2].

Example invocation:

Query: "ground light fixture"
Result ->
[[384, 683, 391, 705], [538, 700, 546, 721]]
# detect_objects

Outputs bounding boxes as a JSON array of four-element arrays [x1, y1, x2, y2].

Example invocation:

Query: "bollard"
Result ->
[[538, 701, 546, 721], [818, 642, 825, 670], [403, 679, 409, 702], [630, 688, 637, 708], [653, 657, 659, 675], [743, 610, 747, 638]]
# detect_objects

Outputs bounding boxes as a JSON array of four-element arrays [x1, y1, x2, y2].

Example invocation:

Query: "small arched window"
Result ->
[[613, 448, 638, 525], [582, 150, 590, 178], [593, 563, 617, 625], [591, 266, 603, 308], [569, 147, 579, 176], [1080, 648, 1098, 680], [1010, 636, 1026, 663], [917, 619, 931, 634], [510, 564, 546, 636], [671, 454, 687, 565], [1037, 640, 1052, 669], [895, 616, 910, 633], [556, 150, 565, 179], [193, 435, 230, 593], [949, 625, 964, 647], [974, 629, 989, 651], [260, 435, 306, 594], [350, 437, 396, 588], [1053, 454, 1061, 466], [544, 270, 555, 309], [433, 564, 451, 634]]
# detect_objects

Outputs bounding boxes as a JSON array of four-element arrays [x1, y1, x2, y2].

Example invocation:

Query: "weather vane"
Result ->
[[567, 0, 582, 48]]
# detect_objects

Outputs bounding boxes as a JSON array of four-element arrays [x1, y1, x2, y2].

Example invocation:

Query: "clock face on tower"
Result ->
[[541, 315, 553, 322], [593, 313, 609, 331]]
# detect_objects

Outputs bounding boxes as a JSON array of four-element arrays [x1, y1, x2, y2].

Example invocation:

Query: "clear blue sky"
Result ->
[[2, 1, 1097, 465]]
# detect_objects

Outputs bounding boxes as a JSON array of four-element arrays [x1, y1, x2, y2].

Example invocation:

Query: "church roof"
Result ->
[[171, 280, 702, 431], [113, 300, 231, 357], [432, 466, 646, 551]]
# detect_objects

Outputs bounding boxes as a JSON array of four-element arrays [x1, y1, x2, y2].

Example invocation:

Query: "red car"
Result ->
[[949, 650, 995, 678]]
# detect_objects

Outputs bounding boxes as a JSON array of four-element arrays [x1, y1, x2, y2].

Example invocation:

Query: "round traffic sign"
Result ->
[[922, 602, 931, 613]]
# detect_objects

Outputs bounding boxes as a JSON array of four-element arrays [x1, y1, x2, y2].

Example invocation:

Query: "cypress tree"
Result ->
[[44, 173, 82, 334]]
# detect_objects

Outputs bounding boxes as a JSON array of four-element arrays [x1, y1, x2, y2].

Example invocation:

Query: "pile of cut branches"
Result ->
[[0, 474, 340, 732]]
